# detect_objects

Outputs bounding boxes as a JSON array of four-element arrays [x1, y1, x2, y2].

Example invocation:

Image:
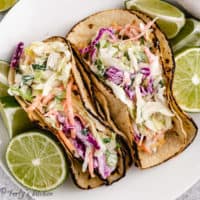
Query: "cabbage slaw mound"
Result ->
[[9, 40, 119, 179], [80, 19, 174, 154]]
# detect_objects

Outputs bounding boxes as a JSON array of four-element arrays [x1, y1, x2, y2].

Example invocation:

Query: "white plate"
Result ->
[[0, 0, 199, 200]]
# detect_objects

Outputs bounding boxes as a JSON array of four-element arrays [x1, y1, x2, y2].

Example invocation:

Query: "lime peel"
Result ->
[[171, 18, 200, 53], [0, 60, 9, 97], [0, 96, 34, 138], [0, 0, 17, 12]]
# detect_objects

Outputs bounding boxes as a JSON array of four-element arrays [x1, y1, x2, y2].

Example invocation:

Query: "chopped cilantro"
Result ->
[[103, 138, 111, 144], [137, 51, 148, 63], [22, 75, 34, 84], [140, 37, 145, 45], [55, 93, 65, 101], [95, 59, 105, 77], [81, 128, 89, 136], [96, 42, 100, 49], [105, 150, 111, 157], [131, 78, 135, 87], [103, 41, 109, 48], [159, 80, 164, 88], [32, 64, 47, 71], [124, 51, 130, 61], [116, 143, 121, 149], [22, 88, 33, 101]]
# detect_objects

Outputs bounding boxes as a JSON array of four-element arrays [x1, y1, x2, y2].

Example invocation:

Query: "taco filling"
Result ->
[[80, 20, 175, 154], [9, 41, 119, 179]]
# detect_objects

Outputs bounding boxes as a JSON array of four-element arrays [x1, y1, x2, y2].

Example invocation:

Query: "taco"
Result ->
[[67, 9, 198, 168], [8, 36, 130, 189]]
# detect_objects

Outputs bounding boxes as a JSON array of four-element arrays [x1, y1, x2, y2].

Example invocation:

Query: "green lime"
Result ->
[[125, 0, 185, 39], [0, 96, 34, 138], [173, 48, 200, 112], [6, 131, 68, 191], [0, 0, 17, 12], [171, 18, 200, 53], [0, 83, 9, 97], [0, 60, 9, 97]]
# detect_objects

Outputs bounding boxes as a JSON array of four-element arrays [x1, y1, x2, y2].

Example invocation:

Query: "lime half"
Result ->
[[0, 60, 9, 97], [0, 0, 17, 12], [6, 132, 68, 191], [173, 48, 200, 112], [125, 0, 185, 39], [0, 96, 34, 138], [171, 18, 200, 53]]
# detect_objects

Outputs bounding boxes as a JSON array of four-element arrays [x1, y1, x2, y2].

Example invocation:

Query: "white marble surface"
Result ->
[[0, 10, 200, 200]]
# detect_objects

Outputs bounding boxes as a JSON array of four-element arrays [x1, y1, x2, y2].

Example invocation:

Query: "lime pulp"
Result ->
[[173, 48, 200, 112], [6, 131, 68, 191]]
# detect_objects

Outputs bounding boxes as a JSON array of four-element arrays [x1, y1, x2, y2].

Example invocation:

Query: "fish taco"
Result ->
[[8, 36, 130, 189], [67, 9, 197, 168]]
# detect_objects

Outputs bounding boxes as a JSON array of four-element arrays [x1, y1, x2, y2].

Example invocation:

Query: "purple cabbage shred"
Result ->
[[105, 66, 124, 85], [97, 155, 113, 179], [79, 28, 115, 58], [57, 113, 74, 134], [140, 77, 154, 96], [87, 133, 100, 150], [73, 138, 86, 159], [124, 84, 135, 100], [140, 67, 151, 76], [10, 42, 24, 68]]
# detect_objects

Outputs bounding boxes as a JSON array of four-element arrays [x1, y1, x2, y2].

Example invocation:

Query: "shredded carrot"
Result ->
[[118, 18, 158, 43], [120, 24, 140, 38], [65, 79, 76, 138], [139, 131, 165, 154], [55, 120, 75, 153], [27, 94, 43, 112], [138, 135, 144, 146], [88, 149, 94, 177], [132, 18, 157, 41], [58, 130, 75, 152], [42, 93, 55, 105], [140, 143, 152, 154]]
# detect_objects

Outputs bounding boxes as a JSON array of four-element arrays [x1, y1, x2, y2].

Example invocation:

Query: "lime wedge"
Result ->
[[0, 96, 34, 138], [0, 60, 9, 97], [6, 131, 68, 191], [173, 48, 200, 112], [0, 0, 17, 12], [171, 18, 200, 53], [125, 0, 185, 39]]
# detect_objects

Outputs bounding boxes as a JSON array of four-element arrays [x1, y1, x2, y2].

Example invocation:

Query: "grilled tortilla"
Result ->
[[8, 36, 129, 189], [67, 9, 198, 168]]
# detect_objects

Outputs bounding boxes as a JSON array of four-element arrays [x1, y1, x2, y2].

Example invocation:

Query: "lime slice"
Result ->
[[125, 0, 185, 39], [0, 60, 9, 97], [0, 0, 17, 12], [171, 18, 200, 53], [0, 96, 34, 138], [6, 131, 68, 191], [173, 48, 200, 112]]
